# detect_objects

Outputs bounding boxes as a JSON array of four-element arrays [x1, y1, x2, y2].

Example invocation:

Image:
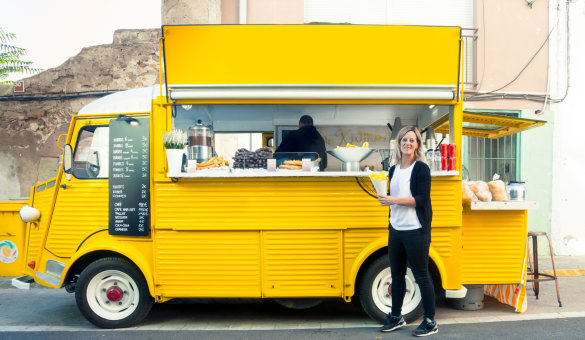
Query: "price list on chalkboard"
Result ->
[[108, 117, 150, 236]]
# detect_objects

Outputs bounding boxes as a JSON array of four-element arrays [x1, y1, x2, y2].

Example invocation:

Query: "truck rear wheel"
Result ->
[[358, 255, 426, 324], [75, 257, 153, 329]]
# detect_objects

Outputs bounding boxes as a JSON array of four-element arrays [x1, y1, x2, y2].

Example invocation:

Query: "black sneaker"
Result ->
[[380, 314, 406, 332], [413, 318, 438, 337]]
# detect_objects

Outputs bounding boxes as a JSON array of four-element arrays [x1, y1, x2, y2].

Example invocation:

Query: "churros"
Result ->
[[278, 165, 302, 170], [284, 160, 302, 166], [197, 156, 229, 170]]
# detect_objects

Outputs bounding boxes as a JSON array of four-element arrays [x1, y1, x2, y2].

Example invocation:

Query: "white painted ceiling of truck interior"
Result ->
[[173, 104, 431, 133]]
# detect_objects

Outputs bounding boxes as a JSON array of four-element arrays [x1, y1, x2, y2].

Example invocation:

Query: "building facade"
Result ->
[[549, 0, 584, 256]]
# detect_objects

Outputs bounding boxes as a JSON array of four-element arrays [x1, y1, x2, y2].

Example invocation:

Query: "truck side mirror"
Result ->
[[62, 144, 73, 174]]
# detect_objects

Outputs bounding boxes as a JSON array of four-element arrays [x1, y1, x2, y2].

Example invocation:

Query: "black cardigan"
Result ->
[[387, 161, 433, 234]]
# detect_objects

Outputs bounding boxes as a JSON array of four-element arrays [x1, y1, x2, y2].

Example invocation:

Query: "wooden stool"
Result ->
[[526, 231, 562, 307]]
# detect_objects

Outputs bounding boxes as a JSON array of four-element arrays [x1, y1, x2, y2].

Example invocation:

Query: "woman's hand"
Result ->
[[378, 195, 395, 206]]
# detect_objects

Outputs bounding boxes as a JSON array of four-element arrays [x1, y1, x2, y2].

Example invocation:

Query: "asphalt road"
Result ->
[[1, 318, 584, 340]]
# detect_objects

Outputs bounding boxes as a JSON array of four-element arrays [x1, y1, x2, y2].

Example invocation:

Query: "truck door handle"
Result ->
[[60, 184, 73, 189]]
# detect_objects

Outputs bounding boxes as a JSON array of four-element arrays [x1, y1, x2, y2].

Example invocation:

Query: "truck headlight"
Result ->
[[19, 205, 41, 223]]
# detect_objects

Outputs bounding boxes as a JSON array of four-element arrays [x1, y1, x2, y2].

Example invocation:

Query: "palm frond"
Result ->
[[0, 28, 42, 81]]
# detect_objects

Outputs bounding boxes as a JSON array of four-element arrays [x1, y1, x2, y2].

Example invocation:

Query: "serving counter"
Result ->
[[461, 199, 536, 314], [166, 170, 460, 179]]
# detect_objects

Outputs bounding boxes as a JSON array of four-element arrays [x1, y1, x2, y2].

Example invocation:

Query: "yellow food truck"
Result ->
[[1, 25, 545, 329]]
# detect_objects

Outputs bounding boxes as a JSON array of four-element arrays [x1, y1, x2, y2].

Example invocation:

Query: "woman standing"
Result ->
[[377, 126, 437, 337]]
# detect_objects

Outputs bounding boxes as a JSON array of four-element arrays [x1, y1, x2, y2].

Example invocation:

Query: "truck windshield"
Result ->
[[72, 126, 109, 179]]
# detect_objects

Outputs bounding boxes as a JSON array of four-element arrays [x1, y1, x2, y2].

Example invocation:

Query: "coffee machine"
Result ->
[[188, 120, 214, 163]]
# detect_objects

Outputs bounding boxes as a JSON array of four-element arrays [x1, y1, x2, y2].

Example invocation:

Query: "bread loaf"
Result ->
[[469, 181, 492, 202], [488, 180, 508, 201], [462, 184, 478, 204]]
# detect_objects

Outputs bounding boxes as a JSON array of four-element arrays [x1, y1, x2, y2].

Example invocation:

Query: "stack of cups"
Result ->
[[440, 144, 457, 171]]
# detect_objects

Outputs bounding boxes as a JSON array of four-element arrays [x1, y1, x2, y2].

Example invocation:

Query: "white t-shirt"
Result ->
[[389, 162, 422, 231]]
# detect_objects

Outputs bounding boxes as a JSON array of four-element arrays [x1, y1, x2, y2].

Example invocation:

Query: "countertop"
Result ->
[[167, 170, 460, 178], [469, 201, 539, 210]]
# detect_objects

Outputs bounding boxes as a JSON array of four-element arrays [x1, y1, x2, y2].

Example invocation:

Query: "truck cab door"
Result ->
[[44, 118, 113, 260]]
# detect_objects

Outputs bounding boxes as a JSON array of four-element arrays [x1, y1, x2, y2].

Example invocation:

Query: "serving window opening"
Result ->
[[170, 104, 457, 174]]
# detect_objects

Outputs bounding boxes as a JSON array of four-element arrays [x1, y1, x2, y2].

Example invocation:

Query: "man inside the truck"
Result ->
[[275, 115, 328, 171]]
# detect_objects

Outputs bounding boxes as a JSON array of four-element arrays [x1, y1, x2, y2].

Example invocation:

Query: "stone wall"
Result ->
[[0, 29, 161, 199], [164, 0, 221, 25]]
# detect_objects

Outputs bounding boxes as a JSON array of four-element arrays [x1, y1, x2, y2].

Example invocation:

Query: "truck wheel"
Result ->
[[359, 255, 427, 324], [274, 298, 323, 309], [75, 257, 153, 329]]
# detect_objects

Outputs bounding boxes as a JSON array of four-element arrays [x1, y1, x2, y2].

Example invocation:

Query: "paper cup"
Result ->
[[372, 179, 388, 197], [187, 160, 198, 173]]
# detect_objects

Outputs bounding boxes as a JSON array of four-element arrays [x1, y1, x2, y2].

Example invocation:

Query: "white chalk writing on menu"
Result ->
[[109, 118, 150, 236]]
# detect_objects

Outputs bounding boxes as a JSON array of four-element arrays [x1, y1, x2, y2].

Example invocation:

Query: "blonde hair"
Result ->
[[390, 125, 427, 167]]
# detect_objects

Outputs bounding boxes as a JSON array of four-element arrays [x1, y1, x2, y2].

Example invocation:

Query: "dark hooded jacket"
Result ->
[[275, 125, 328, 170]]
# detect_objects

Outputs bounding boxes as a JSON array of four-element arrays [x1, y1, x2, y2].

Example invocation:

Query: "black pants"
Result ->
[[388, 227, 435, 320]]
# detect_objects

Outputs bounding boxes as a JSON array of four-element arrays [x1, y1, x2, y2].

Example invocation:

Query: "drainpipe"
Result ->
[[239, 0, 247, 24]]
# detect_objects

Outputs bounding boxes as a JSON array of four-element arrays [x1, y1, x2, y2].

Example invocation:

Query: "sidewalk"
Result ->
[[534, 255, 585, 276]]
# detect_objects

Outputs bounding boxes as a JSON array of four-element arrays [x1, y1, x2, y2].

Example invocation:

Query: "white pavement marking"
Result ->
[[1, 312, 585, 332]]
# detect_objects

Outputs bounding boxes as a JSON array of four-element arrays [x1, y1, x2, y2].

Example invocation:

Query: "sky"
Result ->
[[1, 0, 161, 82]]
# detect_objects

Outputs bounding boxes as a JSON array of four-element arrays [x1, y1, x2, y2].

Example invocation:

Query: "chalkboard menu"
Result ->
[[108, 117, 150, 236]]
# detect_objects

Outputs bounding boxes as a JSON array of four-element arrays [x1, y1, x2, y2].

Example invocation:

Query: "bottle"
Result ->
[[434, 149, 442, 172], [426, 149, 435, 171], [364, 165, 371, 173]]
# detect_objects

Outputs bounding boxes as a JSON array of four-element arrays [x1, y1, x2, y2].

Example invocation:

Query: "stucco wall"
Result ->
[[221, 0, 239, 24], [465, 0, 550, 111], [221, 0, 304, 24], [520, 109, 554, 255], [0, 29, 160, 199], [550, 0, 585, 256]]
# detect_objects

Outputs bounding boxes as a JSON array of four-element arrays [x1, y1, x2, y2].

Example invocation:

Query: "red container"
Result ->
[[447, 144, 457, 158], [448, 157, 456, 171], [441, 157, 448, 171], [439, 144, 448, 157]]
